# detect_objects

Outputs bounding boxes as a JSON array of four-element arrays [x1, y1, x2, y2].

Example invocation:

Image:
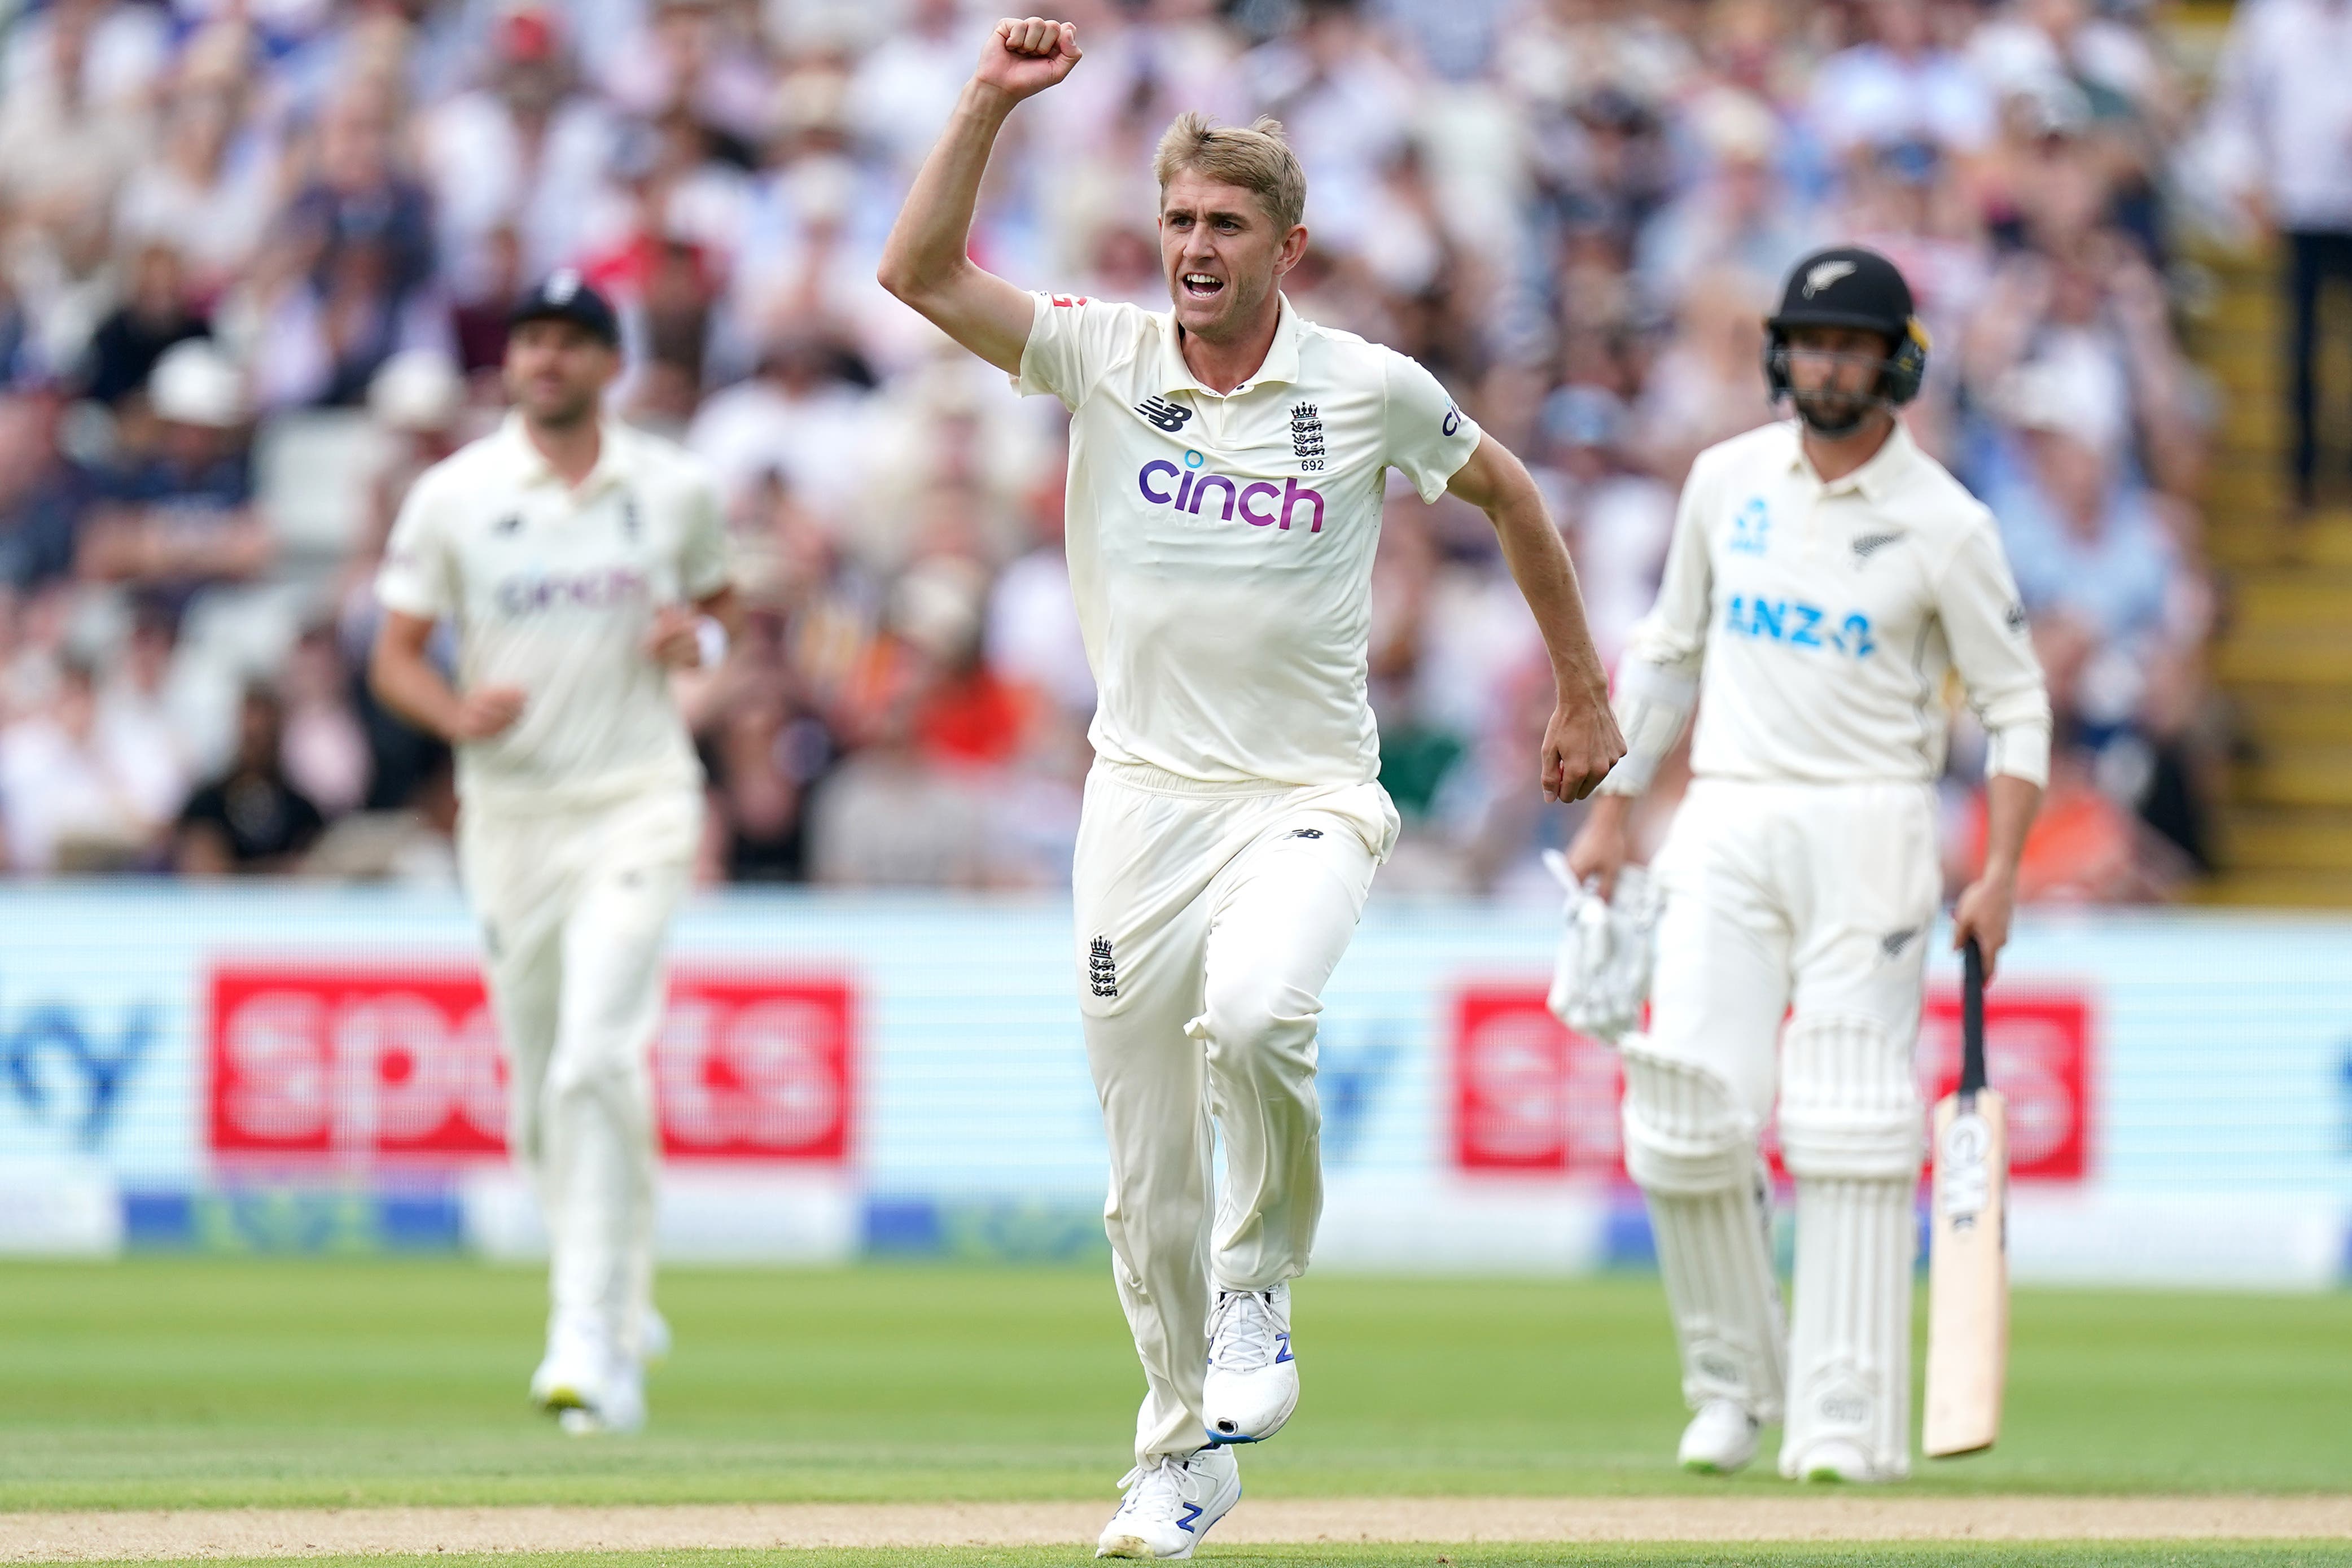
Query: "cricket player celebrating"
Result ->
[[1565, 247, 2049, 1483], [369, 274, 737, 1435], [881, 17, 1623, 1557]]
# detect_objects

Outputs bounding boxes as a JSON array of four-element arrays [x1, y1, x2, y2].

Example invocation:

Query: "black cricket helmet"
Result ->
[[1762, 245, 1930, 408]]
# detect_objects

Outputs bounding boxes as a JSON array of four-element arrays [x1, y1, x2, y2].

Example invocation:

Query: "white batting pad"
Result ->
[[1782, 1174, 1916, 1479], [1620, 1040, 1786, 1419], [1619, 1038, 1754, 1193], [1649, 1176, 1789, 1421], [1778, 1014, 1924, 1179]]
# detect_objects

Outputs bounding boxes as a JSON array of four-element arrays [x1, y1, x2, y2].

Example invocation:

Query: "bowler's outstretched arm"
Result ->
[[877, 16, 1083, 373]]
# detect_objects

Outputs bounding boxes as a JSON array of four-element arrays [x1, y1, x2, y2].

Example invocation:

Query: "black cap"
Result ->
[[508, 270, 620, 347], [1766, 246, 1915, 343]]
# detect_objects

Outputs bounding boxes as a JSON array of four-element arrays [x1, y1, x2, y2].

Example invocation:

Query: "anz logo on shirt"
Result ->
[[1724, 594, 1876, 659]]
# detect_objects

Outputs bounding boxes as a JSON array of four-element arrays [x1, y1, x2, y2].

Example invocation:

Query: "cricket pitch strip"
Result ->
[[3, 1496, 2346, 1560]]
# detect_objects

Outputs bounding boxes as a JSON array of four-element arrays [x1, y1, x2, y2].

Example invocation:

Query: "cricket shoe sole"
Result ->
[[1203, 1285, 1297, 1443]]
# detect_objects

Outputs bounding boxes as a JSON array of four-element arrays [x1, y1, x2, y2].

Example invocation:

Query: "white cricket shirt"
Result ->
[[1013, 291, 1480, 787], [376, 414, 730, 808], [1622, 419, 2051, 787]]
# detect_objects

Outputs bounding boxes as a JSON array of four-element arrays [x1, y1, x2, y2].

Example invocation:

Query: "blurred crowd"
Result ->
[[0, 0, 2246, 900]]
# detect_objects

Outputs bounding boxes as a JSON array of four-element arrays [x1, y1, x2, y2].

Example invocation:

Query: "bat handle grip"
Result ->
[[1960, 935, 1988, 1098]]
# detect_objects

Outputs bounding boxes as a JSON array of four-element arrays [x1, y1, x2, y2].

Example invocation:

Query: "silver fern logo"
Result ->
[[1803, 260, 1858, 297]]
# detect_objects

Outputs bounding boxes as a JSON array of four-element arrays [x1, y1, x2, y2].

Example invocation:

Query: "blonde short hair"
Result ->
[[1152, 112, 1307, 233]]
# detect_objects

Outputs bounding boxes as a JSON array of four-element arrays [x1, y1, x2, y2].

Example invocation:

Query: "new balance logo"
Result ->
[[1851, 531, 1903, 560], [1136, 396, 1193, 432], [1089, 935, 1119, 998], [1275, 1331, 1294, 1364], [494, 513, 523, 535], [1282, 827, 1323, 840], [1882, 926, 1919, 958], [1176, 1503, 1203, 1534]]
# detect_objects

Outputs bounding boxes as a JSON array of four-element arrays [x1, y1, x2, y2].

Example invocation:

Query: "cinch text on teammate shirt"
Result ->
[[1723, 593, 1876, 658], [494, 566, 651, 616], [1137, 457, 1326, 533]]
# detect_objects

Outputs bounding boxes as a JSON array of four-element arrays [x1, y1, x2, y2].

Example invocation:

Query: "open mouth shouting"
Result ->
[[1180, 270, 1226, 301]]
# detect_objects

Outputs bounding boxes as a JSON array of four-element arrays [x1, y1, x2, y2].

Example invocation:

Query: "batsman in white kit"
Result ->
[[1561, 247, 2049, 1482], [369, 275, 738, 1435], [881, 17, 1624, 1557]]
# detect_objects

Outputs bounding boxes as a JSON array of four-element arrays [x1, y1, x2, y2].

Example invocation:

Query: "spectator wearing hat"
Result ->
[[81, 242, 211, 408], [418, 6, 619, 291], [78, 340, 273, 612]]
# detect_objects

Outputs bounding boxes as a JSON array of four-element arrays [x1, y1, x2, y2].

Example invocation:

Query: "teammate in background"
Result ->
[[881, 16, 1623, 1558], [1566, 247, 2049, 1482], [369, 275, 738, 1435]]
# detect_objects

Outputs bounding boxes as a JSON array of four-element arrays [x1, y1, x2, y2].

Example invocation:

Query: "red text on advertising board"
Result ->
[[208, 965, 853, 1164], [1451, 983, 2090, 1181]]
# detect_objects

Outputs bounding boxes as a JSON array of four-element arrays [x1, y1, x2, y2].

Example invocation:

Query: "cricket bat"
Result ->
[[1923, 935, 2008, 1458]]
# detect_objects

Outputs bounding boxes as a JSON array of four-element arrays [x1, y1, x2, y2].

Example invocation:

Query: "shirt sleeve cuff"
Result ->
[[1985, 722, 2052, 790], [374, 577, 445, 620], [1413, 422, 1481, 503]]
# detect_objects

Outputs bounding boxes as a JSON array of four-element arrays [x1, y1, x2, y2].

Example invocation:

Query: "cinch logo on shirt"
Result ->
[[1724, 593, 1876, 658], [1137, 458, 1326, 533], [494, 567, 651, 616]]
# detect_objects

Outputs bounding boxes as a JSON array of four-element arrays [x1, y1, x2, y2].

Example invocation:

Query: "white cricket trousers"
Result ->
[[1628, 777, 1938, 1478], [458, 785, 702, 1359], [1074, 761, 1395, 1466]]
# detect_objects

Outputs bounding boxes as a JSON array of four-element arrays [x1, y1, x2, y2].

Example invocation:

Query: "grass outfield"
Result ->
[[1, 1259, 2347, 1511]]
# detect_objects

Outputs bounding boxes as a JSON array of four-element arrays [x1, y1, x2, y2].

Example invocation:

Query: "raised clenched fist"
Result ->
[[975, 16, 1082, 104]]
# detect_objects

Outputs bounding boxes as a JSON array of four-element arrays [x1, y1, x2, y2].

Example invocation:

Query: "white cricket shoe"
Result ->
[[1678, 1399, 1760, 1474], [531, 1324, 645, 1435], [1202, 1284, 1298, 1444], [1786, 1438, 1894, 1483], [1096, 1446, 1242, 1560], [553, 1355, 645, 1435]]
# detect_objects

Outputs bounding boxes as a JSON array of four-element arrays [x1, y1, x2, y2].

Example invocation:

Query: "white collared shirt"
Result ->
[[1624, 419, 2051, 788], [1013, 291, 1479, 787], [376, 413, 730, 807]]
